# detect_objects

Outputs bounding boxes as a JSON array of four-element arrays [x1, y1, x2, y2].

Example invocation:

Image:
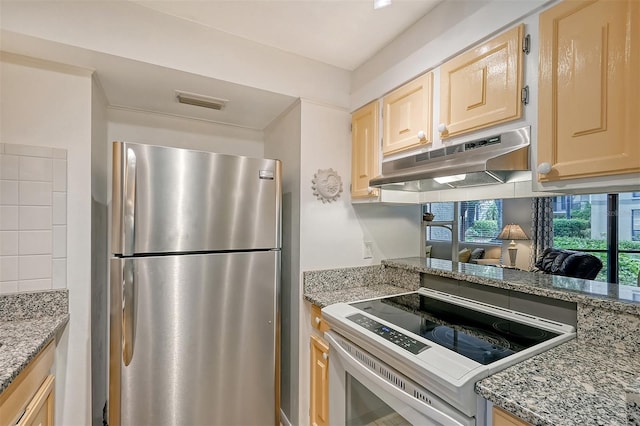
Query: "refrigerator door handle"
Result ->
[[122, 260, 136, 366], [123, 148, 137, 256]]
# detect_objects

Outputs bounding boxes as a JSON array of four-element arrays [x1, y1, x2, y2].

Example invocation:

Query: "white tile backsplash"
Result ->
[[52, 226, 66, 258], [52, 258, 66, 289], [0, 281, 19, 294], [19, 206, 52, 230], [0, 180, 19, 205], [53, 159, 67, 191], [18, 279, 52, 292], [0, 231, 18, 255], [0, 143, 67, 293], [4, 144, 54, 158], [0, 206, 19, 230], [19, 181, 52, 206], [19, 230, 52, 255], [53, 149, 67, 160], [19, 156, 53, 182], [19, 255, 52, 280], [0, 155, 19, 180], [0, 256, 18, 281], [52, 193, 66, 225]]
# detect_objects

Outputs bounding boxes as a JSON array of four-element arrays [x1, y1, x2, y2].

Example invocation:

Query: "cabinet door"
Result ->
[[310, 335, 329, 426], [19, 375, 55, 426], [351, 101, 380, 198], [493, 406, 530, 426], [538, 0, 640, 182], [440, 24, 524, 138], [382, 72, 433, 156]]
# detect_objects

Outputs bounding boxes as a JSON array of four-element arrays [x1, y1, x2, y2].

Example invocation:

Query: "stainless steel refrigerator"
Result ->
[[109, 142, 281, 426]]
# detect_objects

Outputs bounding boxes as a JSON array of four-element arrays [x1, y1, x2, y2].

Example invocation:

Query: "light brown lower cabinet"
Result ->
[[0, 341, 55, 426], [493, 406, 530, 426], [310, 334, 329, 426]]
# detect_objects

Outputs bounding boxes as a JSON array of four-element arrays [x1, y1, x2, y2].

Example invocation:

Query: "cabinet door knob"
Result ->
[[367, 187, 373, 194], [437, 123, 447, 133], [538, 162, 552, 174], [322, 352, 328, 360], [417, 130, 426, 141], [315, 317, 321, 325]]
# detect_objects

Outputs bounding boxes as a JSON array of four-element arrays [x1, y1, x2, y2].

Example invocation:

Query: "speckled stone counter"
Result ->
[[303, 264, 419, 308], [382, 257, 640, 315], [0, 290, 69, 393], [627, 379, 640, 425], [476, 340, 640, 426]]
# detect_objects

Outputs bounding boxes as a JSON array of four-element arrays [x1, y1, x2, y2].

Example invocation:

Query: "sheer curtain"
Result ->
[[529, 197, 554, 269]]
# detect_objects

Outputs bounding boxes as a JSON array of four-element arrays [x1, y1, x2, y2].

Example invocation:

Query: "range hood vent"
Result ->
[[176, 90, 228, 110], [369, 126, 531, 192]]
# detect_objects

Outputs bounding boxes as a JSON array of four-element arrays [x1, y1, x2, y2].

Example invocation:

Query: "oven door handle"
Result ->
[[325, 332, 466, 426]]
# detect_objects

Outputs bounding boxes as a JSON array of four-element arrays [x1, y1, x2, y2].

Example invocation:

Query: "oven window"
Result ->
[[345, 374, 411, 426]]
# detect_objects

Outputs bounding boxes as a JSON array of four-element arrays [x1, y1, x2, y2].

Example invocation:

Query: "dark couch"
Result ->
[[533, 248, 603, 280]]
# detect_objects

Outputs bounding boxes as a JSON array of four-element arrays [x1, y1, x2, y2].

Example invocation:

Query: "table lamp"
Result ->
[[497, 224, 529, 267]]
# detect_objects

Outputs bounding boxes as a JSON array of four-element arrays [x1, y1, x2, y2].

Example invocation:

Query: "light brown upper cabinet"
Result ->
[[537, 0, 640, 182], [382, 72, 433, 156], [351, 101, 380, 198], [439, 24, 524, 139]]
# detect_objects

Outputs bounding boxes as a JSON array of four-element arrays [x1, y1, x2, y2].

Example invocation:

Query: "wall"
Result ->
[[90, 75, 109, 425], [297, 99, 421, 423], [107, 108, 265, 158], [264, 101, 302, 426], [0, 52, 93, 425]]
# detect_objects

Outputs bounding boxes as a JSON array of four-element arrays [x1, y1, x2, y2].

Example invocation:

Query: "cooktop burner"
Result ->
[[349, 292, 560, 365]]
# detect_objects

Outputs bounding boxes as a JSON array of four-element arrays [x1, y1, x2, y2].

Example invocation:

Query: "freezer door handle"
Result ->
[[122, 260, 136, 365], [123, 148, 137, 256]]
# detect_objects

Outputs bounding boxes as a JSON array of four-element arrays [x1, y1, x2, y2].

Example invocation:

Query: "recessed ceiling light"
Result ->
[[373, 0, 392, 9], [176, 90, 228, 110]]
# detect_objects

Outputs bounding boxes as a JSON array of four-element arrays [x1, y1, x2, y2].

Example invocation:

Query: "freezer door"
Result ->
[[112, 142, 281, 255], [109, 251, 279, 426]]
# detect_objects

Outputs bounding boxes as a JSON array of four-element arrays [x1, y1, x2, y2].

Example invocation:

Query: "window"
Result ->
[[460, 200, 503, 243], [423, 200, 503, 243], [632, 209, 640, 241], [551, 192, 640, 286]]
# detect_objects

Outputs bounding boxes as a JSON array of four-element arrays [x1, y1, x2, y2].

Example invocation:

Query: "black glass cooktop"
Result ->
[[349, 293, 560, 365]]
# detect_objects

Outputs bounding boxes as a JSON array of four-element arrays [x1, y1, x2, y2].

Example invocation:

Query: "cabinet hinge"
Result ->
[[522, 34, 531, 55], [521, 86, 530, 105], [350, 123, 352, 132]]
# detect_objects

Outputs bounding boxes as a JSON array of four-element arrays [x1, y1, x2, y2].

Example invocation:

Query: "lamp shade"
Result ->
[[497, 224, 528, 241]]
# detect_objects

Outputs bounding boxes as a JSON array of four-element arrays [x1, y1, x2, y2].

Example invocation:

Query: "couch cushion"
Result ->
[[470, 248, 485, 262], [458, 248, 472, 263]]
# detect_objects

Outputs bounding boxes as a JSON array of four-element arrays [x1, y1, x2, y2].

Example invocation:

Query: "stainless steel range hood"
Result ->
[[369, 126, 530, 192]]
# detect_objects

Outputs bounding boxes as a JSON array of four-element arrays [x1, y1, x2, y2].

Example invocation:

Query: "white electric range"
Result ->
[[321, 287, 575, 425]]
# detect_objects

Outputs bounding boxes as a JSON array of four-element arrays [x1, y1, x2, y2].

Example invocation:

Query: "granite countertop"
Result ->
[[305, 283, 411, 308], [383, 257, 640, 315], [476, 339, 640, 426], [0, 290, 69, 394], [303, 264, 420, 308]]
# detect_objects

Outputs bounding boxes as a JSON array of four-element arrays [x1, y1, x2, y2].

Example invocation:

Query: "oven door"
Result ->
[[325, 332, 475, 426]]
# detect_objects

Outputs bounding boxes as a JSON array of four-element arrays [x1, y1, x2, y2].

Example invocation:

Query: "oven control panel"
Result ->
[[347, 313, 429, 355]]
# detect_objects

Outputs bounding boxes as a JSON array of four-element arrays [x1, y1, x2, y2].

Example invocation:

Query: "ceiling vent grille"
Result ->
[[176, 91, 228, 110]]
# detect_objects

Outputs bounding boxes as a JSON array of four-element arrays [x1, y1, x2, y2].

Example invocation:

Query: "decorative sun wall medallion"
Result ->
[[312, 168, 343, 203]]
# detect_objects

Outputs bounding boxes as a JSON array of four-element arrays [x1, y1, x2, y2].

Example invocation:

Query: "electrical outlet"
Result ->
[[363, 241, 373, 259]]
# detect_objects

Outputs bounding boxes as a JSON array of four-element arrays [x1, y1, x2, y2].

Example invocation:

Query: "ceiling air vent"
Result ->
[[176, 90, 228, 111]]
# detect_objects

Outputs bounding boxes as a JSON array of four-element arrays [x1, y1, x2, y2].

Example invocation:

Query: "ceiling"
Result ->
[[132, 0, 442, 71], [1, 0, 443, 130]]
